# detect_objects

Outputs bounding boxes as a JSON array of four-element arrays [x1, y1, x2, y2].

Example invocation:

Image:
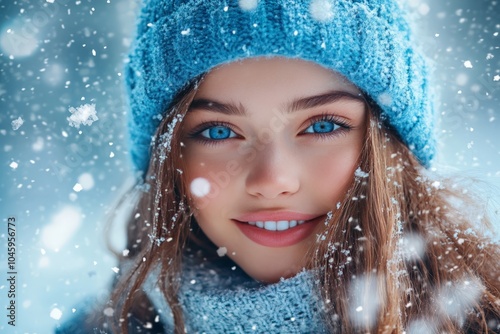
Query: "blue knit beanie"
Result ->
[[125, 0, 436, 173]]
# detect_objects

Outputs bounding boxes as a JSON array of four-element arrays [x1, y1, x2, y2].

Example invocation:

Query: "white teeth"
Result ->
[[264, 221, 277, 231], [247, 220, 306, 231], [277, 220, 289, 231]]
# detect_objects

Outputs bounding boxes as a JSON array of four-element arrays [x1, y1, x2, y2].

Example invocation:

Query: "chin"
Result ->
[[241, 263, 305, 284]]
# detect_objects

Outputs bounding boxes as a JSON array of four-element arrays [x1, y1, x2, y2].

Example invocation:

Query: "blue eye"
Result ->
[[199, 125, 237, 140], [304, 120, 340, 134]]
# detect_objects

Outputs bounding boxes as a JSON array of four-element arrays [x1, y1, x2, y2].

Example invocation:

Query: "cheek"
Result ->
[[306, 145, 360, 203], [182, 148, 241, 208]]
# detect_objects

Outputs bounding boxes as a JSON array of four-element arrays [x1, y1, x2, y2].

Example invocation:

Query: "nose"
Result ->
[[245, 143, 301, 199]]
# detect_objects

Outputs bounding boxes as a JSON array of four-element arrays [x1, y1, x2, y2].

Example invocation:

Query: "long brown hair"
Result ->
[[310, 101, 500, 333], [107, 82, 500, 333]]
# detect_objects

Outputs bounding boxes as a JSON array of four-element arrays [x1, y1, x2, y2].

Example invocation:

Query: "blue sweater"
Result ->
[[55, 253, 328, 333]]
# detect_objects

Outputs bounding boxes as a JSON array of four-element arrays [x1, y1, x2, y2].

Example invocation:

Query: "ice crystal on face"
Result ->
[[216, 246, 227, 257], [309, 0, 335, 22], [238, 0, 258, 11], [67, 103, 98, 128], [190, 177, 210, 197], [9, 161, 18, 170], [111, 267, 119, 273], [11, 117, 24, 130]]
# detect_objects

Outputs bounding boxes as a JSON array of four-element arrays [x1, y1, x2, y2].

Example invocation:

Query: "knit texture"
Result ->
[[143, 253, 329, 333], [125, 0, 436, 172]]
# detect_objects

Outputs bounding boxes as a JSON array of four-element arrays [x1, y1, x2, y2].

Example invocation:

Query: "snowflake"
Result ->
[[67, 103, 98, 128], [11, 117, 24, 130], [309, 0, 335, 22]]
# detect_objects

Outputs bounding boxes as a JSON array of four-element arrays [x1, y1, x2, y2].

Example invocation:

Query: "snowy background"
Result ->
[[0, 0, 498, 333]]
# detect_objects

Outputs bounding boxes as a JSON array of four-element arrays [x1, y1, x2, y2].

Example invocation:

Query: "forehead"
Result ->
[[195, 57, 361, 99]]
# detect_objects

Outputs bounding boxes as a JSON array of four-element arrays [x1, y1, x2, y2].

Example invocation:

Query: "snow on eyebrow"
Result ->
[[67, 103, 98, 128]]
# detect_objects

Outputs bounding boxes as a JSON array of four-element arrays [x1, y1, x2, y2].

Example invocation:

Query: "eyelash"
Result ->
[[188, 120, 239, 146], [305, 113, 352, 139], [188, 114, 353, 145]]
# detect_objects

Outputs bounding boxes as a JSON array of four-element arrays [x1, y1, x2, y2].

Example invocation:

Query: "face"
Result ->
[[179, 58, 367, 283]]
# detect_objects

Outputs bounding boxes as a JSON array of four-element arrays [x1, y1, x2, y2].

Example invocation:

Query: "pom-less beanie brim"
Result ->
[[125, 0, 436, 173]]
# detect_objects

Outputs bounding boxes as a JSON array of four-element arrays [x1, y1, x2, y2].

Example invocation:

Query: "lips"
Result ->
[[233, 212, 325, 248]]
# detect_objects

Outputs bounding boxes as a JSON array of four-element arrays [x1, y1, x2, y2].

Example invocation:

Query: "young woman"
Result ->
[[57, 0, 500, 333]]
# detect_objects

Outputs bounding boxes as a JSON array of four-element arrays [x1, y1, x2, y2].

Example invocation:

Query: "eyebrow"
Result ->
[[189, 99, 247, 116], [287, 91, 365, 114], [188, 91, 365, 116]]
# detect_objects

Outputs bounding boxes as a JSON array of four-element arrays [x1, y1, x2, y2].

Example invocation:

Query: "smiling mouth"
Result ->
[[234, 215, 325, 247]]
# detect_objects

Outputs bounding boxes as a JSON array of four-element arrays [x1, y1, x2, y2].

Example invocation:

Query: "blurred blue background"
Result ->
[[0, 0, 498, 333]]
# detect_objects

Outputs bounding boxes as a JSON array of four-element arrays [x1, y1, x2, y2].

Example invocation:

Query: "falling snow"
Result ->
[[190, 177, 211, 197], [0, 1, 499, 333], [377, 92, 392, 106], [348, 275, 382, 328], [41, 206, 82, 251], [238, 0, 259, 11], [309, 0, 335, 22], [11, 117, 24, 130], [103, 307, 114, 317], [67, 103, 98, 128], [50, 308, 63, 320], [217, 247, 228, 257]]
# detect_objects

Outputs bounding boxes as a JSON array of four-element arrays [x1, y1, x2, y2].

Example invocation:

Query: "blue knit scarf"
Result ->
[[144, 253, 328, 333]]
